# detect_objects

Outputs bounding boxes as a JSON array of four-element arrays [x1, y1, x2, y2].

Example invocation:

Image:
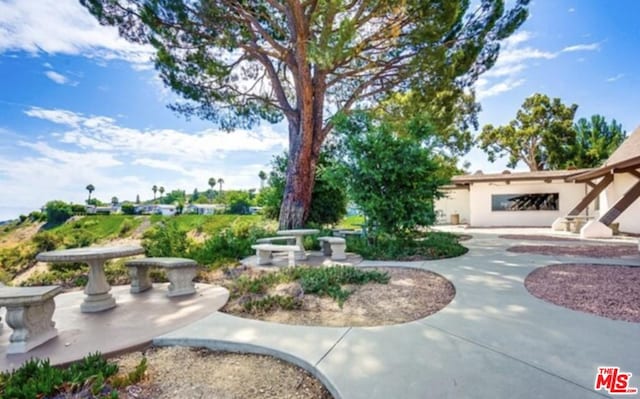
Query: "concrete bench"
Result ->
[[0, 285, 62, 354], [318, 236, 347, 260], [251, 244, 299, 267], [125, 257, 197, 297], [256, 236, 296, 245]]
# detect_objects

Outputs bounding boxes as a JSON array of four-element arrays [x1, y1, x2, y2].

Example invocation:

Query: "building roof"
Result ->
[[451, 169, 592, 184], [569, 126, 640, 182]]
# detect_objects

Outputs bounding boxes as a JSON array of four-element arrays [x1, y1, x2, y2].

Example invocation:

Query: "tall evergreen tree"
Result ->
[[83, 0, 528, 227]]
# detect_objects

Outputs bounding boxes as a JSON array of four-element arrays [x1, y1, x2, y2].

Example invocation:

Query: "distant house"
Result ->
[[134, 204, 177, 216], [85, 205, 115, 215], [185, 204, 226, 215]]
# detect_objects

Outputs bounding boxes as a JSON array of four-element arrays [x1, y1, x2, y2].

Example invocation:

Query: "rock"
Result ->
[[271, 282, 304, 299]]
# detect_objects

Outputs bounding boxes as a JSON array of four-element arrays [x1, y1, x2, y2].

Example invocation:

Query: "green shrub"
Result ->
[[121, 203, 136, 215], [44, 200, 73, 225], [0, 352, 140, 399], [28, 211, 46, 222], [346, 231, 468, 260], [71, 204, 87, 214], [18, 214, 27, 223], [142, 220, 192, 258], [119, 219, 135, 237], [191, 220, 274, 268]]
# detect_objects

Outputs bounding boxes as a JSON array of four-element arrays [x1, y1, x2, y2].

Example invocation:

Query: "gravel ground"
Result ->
[[507, 244, 639, 258], [114, 346, 333, 399], [525, 264, 640, 322], [223, 267, 455, 327]]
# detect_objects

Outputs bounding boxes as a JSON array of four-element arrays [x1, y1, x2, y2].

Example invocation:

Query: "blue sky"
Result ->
[[0, 0, 639, 221]]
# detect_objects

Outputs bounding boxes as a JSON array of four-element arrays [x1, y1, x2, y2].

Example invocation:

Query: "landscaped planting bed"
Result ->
[[525, 264, 640, 322], [215, 265, 455, 327]]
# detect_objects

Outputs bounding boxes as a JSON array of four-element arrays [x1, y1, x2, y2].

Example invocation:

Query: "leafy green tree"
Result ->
[[82, 0, 528, 228], [335, 112, 447, 237], [564, 115, 627, 168], [85, 184, 95, 203], [191, 188, 200, 202], [121, 203, 136, 215], [224, 191, 252, 215], [162, 189, 187, 205], [478, 93, 578, 171], [44, 201, 73, 225], [262, 150, 347, 226]]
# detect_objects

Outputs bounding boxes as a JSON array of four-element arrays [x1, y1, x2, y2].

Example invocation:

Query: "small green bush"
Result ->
[[346, 231, 468, 260], [0, 352, 143, 399], [142, 220, 192, 258], [44, 200, 73, 225], [121, 203, 136, 215], [119, 219, 135, 237]]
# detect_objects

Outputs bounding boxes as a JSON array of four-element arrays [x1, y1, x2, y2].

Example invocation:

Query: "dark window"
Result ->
[[491, 193, 559, 211]]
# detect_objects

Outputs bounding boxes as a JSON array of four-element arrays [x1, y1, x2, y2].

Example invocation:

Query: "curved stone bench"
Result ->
[[0, 285, 62, 354], [251, 244, 299, 267], [125, 257, 197, 297], [318, 236, 347, 260]]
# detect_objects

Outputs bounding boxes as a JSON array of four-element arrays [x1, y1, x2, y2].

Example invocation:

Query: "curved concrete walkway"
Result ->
[[155, 230, 640, 399]]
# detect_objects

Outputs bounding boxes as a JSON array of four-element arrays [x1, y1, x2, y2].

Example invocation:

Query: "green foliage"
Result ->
[[71, 204, 87, 214], [121, 203, 136, 215], [335, 112, 447, 237], [565, 115, 627, 168], [32, 231, 62, 252], [44, 200, 73, 224], [223, 190, 253, 215], [479, 93, 578, 171], [295, 266, 389, 306], [191, 219, 275, 267], [0, 352, 126, 399], [347, 232, 468, 261], [229, 265, 389, 308], [119, 218, 136, 237], [261, 150, 348, 226], [142, 220, 192, 258], [29, 211, 46, 222]]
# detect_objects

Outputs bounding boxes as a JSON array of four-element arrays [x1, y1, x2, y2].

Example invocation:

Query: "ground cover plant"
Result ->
[[0, 352, 146, 399], [227, 265, 389, 313], [346, 231, 468, 261]]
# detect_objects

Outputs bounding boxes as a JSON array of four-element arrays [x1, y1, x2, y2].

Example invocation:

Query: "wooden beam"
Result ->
[[586, 181, 596, 188], [567, 174, 613, 216], [627, 169, 640, 179], [599, 178, 640, 225]]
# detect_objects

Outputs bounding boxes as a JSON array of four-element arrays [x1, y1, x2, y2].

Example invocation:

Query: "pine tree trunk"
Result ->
[[278, 119, 320, 229]]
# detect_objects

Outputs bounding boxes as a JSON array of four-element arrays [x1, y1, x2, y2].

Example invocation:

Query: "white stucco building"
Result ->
[[436, 170, 595, 227], [435, 126, 640, 236]]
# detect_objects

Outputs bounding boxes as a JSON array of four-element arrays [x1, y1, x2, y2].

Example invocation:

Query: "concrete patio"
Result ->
[[1, 228, 638, 398]]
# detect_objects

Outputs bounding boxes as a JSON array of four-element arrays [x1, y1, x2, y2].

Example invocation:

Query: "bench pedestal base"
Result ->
[[5, 299, 58, 354], [128, 265, 153, 294], [166, 267, 197, 297]]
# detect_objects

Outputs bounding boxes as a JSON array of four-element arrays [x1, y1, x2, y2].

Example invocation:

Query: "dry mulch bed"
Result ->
[[525, 264, 640, 322], [507, 244, 638, 258], [499, 234, 586, 242], [217, 266, 455, 327], [114, 346, 333, 399]]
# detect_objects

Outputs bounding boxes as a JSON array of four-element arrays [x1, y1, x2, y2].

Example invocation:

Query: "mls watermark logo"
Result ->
[[594, 367, 638, 395]]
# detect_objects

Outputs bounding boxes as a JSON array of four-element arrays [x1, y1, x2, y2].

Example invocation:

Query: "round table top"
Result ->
[[276, 229, 320, 236], [36, 245, 145, 263]]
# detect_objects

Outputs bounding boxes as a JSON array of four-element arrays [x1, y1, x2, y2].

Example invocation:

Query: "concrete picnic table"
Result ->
[[276, 229, 319, 260], [36, 245, 145, 313]]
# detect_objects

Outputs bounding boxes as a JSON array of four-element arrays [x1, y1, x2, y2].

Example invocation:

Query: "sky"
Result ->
[[0, 1, 639, 221]]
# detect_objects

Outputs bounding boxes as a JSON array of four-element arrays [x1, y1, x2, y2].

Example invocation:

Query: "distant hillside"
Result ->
[[0, 214, 269, 285]]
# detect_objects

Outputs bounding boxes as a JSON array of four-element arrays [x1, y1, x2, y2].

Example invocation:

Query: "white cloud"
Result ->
[[568, 8, 575, 13], [606, 73, 624, 83], [561, 43, 600, 53], [0, 107, 285, 214], [0, 0, 153, 66], [44, 70, 74, 85], [476, 31, 603, 100]]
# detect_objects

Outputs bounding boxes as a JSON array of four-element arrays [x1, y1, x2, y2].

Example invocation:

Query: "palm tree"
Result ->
[[152, 185, 158, 201], [217, 178, 224, 196], [258, 170, 267, 190], [86, 184, 95, 203], [159, 186, 165, 199], [208, 177, 216, 202]]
